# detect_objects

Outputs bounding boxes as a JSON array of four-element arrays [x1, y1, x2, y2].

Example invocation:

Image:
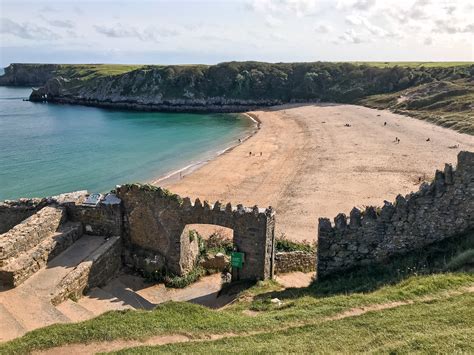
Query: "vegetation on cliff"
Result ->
[[1, 62, 472, 132], [358, 78, 474, 134]]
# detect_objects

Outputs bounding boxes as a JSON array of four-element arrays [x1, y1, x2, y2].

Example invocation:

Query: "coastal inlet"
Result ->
[[0, 87, 255, 200]]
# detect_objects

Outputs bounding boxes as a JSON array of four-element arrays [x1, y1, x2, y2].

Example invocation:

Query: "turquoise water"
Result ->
[[0, 87, 253, 200]]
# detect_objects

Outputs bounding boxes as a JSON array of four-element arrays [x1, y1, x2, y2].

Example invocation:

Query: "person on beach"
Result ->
[[249, 151, 252, 156]]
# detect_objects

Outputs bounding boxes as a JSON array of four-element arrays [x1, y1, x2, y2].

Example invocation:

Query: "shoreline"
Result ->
[[165, 103, 473, 242], [151, 113, 260, 186]]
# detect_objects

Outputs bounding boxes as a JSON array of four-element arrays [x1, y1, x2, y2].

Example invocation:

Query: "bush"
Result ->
[[445, 249, 474, 271], [275, 234, 315, 253], [144, 266, 206, 289], [204, 231, 233, 255]]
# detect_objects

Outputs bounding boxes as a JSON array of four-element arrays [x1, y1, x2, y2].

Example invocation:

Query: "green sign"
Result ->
[[231, 252, 244, 269]]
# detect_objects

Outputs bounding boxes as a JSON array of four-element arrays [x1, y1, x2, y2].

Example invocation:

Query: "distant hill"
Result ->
[[1, 61, 473, 133]]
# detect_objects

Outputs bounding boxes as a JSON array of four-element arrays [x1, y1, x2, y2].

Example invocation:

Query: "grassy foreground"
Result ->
[[116, 293, 474, 354], [0, 272, 472, 354]]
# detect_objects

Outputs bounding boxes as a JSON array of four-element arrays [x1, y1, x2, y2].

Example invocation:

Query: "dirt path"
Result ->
[[165, 104, 474, 242], [36, 286, 473, 354]]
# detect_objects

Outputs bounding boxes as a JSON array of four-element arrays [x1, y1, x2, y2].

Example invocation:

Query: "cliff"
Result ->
[[2, 62, 473, 112], [0, 63, 60, 86]]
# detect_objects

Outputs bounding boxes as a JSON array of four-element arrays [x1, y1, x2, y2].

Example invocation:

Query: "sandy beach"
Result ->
[[161, 104, 474, 242]]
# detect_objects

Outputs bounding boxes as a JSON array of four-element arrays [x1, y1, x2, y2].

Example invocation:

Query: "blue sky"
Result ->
[[0, 0, 473, 66]]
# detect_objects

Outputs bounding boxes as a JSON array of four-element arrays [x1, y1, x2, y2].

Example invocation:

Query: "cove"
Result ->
[[0, 86, 254, 200]]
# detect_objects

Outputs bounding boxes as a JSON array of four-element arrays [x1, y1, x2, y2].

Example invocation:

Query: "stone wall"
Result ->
[[275, 251, 316, 274], [0, 206, 66, 265], [51, 236, 122, 305], [116, 184, 276, 280], [0, 198, 47, 234], [0, 222, 82, 287], [317, 151, 474, 279], [65, 194, 122, 237]]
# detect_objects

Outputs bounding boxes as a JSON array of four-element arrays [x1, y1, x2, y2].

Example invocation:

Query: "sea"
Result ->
[[0, 86, 254, 200]]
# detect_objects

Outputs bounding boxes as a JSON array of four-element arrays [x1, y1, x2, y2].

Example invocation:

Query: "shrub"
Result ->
[[445, 249, 474, 271], [205, 231, 234, 255], [275, 234, 315, 253]]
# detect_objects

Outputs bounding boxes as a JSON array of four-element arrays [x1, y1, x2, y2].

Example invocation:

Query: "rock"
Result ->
[[200, 253, 230, 271]]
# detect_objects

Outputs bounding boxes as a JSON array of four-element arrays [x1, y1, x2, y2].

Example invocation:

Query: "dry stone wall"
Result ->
[[116, 184, 276, 280], [0, 206, 65, 265], [0, 198, 47, 234], [317, 151, 474, 278], [275, 251, 316, 274], [51, 236, 122, 305]]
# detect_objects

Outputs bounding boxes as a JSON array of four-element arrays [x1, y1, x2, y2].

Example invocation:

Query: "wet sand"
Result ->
[[162, 104, 474, 242]]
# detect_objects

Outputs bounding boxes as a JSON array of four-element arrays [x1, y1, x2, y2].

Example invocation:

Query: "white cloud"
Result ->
[[433, 20, 474, 34], [338, 29, 364, 44], [94, 23, 180, 42], [0, 17, 60, 40], [315, 24, 331, 33], [337, 0, 376, 11]]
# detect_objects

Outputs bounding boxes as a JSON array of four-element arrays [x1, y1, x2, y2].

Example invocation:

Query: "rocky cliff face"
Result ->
[[0, 64, 60, 86], [5, 62, 473, 113]]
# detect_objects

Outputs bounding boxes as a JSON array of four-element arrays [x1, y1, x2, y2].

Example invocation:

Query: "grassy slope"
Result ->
[[1, 230, 473, 354], [0, 273, 472, 354], [119, 294, 474, 354], [358, 78, 474, 135], [55, 64, 145, 80]]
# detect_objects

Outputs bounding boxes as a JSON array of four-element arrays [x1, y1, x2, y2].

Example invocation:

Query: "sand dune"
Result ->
[[164, 104, 474, 242]]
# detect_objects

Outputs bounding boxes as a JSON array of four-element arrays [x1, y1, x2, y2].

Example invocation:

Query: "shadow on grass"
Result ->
[[257, 230, 474, 302]]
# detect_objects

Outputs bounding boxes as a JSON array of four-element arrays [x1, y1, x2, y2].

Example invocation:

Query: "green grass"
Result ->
[[1, 272, 472, 354], [1, 233, 473, 354], [117, 293, 474, 354], [55, 64, 145, 80]]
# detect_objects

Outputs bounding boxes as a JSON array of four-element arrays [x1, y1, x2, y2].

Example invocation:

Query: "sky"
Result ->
[[0, 0, 473, 67]]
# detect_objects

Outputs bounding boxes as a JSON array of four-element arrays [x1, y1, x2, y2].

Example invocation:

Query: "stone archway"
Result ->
[[116, 184, 276, 281]]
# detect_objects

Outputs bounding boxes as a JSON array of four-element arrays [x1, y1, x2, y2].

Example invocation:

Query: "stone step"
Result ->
[[32, 235, 109, 297], [0, 288, 71, 332], [55, 299, 96, 323], [76, 287, 134, 316], [102, 278, 155, 310], [0, 303, 26, 343], [0, 206, 66, 265], [51, 236, 122, 305], [0, 222, 83, 288]]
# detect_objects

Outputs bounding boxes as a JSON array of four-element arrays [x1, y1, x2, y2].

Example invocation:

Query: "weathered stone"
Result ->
[[274, 251, 316, 274], [200, 252, 230, 271], [317, 151, 474, 279], [115, 184, 275, 281]]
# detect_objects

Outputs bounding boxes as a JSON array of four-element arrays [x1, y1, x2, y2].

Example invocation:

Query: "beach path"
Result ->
[[164, 104, 474, 242]]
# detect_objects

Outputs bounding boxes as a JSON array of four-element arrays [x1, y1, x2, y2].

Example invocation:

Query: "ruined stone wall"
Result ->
[[317, 151, 474, 279], [275, 251, 316, 274], [116, 184, 276, 280], [0, 206, 66, 264], [51, 236, 122, 305], [66, 201, 122, 237], [0, 198, 47, 234]]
